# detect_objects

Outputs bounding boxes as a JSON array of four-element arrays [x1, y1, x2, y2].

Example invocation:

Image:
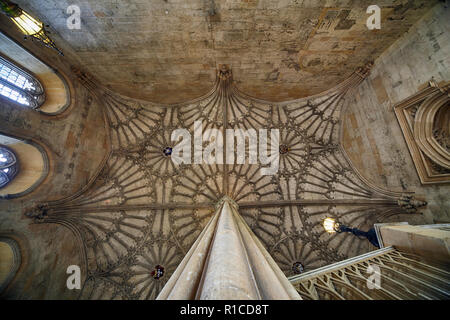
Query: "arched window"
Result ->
[[0, 32, 68, 114], [0, 144, 19, 189], [0, 55, 44, 109], [0, 238, 21, 295], [0, 135, 48, 198]]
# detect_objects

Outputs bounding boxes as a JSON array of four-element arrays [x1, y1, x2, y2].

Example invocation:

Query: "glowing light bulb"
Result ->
[[323, 217, 338, 233], [12, 10, 43, 35]]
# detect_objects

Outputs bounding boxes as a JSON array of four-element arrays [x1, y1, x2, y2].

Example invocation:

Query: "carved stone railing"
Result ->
[[289, 247, 450, 300]]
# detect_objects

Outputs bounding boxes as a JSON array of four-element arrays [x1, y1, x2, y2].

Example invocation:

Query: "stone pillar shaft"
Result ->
[[157, 197, 301, 300]]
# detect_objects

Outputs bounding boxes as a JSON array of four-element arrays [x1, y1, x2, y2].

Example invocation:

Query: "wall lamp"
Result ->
[[0, 0, 63, 55], [323, 217, 380, 248]]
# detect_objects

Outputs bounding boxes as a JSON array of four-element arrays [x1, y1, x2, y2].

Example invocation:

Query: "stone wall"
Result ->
[[6, 0, 438, 104], [0, 28, 109, 299], [342, 3, 450, 225]]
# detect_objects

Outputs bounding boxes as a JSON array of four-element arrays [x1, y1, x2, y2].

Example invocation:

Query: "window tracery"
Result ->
[[0, 55, 44, 109], [0, 145, 18, 189]]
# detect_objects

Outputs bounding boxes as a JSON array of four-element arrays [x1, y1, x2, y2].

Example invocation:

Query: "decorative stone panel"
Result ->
[[394, 81, 450, 184]]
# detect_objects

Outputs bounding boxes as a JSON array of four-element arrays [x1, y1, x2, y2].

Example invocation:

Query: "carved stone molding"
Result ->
[[397, 195, 427, 213], [394, 81, 450, 184], [217, 64, 232, 81]]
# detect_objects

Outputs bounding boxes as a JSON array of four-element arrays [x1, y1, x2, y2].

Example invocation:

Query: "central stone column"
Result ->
[[157, 196, 301, 300]]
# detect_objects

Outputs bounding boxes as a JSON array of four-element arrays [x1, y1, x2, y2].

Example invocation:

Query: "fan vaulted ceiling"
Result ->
[[5, 0, 439, 103], [25, 65, 424, 299]]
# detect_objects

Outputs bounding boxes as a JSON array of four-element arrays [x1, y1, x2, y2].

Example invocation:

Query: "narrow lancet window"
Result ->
[[0, 145, 19, 189], [0, 55, 44, 108]]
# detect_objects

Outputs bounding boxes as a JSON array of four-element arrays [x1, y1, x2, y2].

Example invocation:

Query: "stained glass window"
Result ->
[[0, 145, 19, 189], [0, 56, 45, 109]]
